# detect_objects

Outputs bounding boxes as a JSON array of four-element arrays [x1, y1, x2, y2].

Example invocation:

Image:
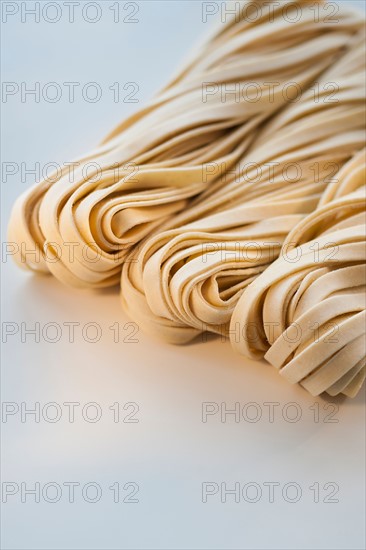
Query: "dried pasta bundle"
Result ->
[[121, 33, 365, 345], [230, 149, 366, 397], [8, 0, 363, 287], [7, 1, 366, 398]]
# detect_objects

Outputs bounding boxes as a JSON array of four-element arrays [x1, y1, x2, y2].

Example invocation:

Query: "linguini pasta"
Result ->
[[230, 149, 366, 397], [8, 0, 364, 287]]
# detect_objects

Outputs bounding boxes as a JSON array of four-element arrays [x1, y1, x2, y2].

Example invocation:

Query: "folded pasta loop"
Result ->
[[230, 149, 366, 397]]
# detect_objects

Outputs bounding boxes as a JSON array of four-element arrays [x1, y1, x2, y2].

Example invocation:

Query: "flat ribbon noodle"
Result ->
[[230, 149, 366, 397]]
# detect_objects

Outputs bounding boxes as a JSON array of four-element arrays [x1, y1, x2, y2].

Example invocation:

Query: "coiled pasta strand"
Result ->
[[230, 149, 366, 397]]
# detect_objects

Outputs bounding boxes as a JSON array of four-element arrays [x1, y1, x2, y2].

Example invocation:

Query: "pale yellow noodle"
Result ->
[[230, 149, 366, 397]]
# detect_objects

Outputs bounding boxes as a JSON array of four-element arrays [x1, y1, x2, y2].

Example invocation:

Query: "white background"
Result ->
[[1, 1, 365, 549]]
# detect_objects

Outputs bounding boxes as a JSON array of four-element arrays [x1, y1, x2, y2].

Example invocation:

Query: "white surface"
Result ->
[[1, 2, 365, 549]]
